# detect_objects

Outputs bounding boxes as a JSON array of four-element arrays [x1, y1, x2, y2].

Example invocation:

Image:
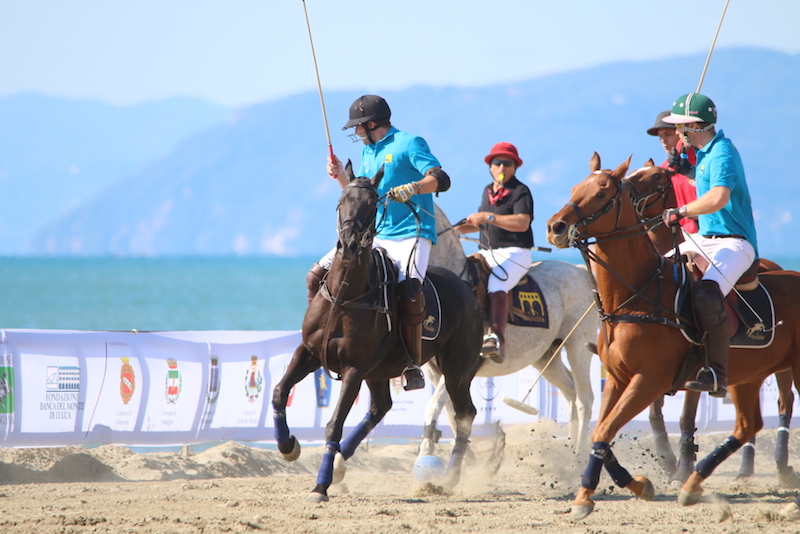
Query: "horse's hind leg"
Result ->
[[272, 345, 319, 461], [441, 367, 477, 489], [649, 395, 677, 476], [680, 381, 762, 506], [774, 369, 800, 487], [419, 369, 447, 458], [564, 334, 595, 456]]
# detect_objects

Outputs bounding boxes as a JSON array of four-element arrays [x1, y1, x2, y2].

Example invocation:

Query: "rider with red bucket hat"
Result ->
[[455, 142, 534, 362]]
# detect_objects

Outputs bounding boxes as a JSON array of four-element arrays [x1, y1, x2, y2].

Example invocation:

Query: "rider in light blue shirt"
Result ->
[[662, 92, 758, 399], [307, 95, 451, 391]]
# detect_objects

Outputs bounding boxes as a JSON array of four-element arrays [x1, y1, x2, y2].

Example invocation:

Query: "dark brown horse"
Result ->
[[272, 162, 483, 502], [546, 153, 800, 519], [626, 161, 798, 486]]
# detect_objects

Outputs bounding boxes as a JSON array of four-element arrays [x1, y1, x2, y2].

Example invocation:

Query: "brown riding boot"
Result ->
[[305, 263, 327, 303], [481, 291, 508, 363], [399, 278, 426, 391], [685, 280, 729, 398]]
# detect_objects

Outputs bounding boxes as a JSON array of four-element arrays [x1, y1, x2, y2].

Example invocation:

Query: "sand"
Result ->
[[0, 420, 799, 533]]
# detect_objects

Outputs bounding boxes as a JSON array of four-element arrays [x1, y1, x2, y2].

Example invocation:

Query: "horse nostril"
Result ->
[[552, 221, 568, 235]]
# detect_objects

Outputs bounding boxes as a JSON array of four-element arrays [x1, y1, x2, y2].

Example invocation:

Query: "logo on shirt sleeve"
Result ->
[[385, 154, 393, 164]]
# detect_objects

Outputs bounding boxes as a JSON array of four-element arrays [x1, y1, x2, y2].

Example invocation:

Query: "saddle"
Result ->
[[466, 253, 550, 329], [370, 248, 442, 341], [666, 254, 776, 395]]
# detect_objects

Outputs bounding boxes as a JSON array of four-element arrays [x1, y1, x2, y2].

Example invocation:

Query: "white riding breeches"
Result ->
[[679, 234, 757, 296], [478, 247, 532, 294], [317, 236, 432, 282]]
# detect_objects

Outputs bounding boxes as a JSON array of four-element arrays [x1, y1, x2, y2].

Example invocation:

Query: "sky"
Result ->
[[2, 1, 800, 108]]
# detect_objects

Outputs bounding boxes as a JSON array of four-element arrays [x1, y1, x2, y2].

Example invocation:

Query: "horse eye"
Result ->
[[595, 192, 606, 200]]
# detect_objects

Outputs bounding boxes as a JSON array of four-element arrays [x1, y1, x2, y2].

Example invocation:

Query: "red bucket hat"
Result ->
[[484, 142, 523, 167]]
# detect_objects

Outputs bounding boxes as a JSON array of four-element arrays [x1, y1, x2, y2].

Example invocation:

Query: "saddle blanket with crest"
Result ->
[[676, 279, 775, 349], [508, 273, 550, 329]]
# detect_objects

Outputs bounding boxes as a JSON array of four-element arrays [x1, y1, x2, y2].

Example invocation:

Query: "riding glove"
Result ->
[[388, 182, 419, 203], [662, 206, 686, 227], [667, 147, 696, 179]]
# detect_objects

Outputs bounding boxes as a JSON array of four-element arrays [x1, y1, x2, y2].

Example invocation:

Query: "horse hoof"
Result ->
[[633, 475, 655, 501], [306, 492, 329, 503], [570, 502, 594, 521], [279, 436, 301, 462], [778, 467, 800, 489], [780, 502, 800, 520], [677, 488, 703, 506], [331, 452, 346, 485]]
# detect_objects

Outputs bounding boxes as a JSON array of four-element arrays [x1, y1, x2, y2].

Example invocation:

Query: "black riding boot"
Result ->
[[399, 278, 426, 391], [685, 280, 729, 398], [481, 291, 508, 363], [305, 263, 327, 303]]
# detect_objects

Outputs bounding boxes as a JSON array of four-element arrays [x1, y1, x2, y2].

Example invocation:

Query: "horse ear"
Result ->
[[344, 160, 356, 183], [371, 164, 384, 189], [613, 155, 632, 179], [590, 152, 601, 172], [645, 158, 655, 166]]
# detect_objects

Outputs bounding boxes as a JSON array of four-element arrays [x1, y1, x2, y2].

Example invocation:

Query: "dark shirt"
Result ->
[[477, 175, 534, 249]]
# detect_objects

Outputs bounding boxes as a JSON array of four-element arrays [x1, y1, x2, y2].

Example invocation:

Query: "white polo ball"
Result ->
[[412, 455, 446, 482]]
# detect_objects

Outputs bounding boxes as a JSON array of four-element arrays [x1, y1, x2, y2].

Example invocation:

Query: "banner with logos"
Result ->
[[0, 329, 789, 447]]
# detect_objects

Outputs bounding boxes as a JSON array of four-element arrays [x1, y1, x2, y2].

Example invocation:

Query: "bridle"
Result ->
[[627, 168, 675, 223], [336, 180, 380, 256]]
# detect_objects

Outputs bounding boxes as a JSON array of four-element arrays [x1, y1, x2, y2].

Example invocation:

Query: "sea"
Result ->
[[2, 254, 800, 332]]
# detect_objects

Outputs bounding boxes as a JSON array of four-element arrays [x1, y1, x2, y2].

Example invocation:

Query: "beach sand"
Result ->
[[0, 420, 799, 533]]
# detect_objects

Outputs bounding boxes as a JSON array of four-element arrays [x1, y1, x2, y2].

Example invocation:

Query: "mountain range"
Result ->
[[3, 47, 798, 258]]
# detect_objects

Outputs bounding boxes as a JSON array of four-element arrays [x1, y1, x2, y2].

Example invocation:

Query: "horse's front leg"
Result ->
[[573, 374, 657, 521], [272, 345, 319, 461], [419, 370, 447, 458], [671, 390, 700, 484], [442, 371, 477, 489], [648, 395, 677, 476], [307, 366, 365, 503], [679, 381, 761, 506]]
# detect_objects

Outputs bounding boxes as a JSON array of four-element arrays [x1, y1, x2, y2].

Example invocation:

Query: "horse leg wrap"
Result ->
[[739, 439, 755, 477], [446, 436, 470, 471], [581, 441, 609, 490], [340, 413, 377, 459], [273, 409, 290, 445], [315, 441, 341, 487], [603, 447, 634, 488], [675, 431, 697, 472], [695, 435, 742, 479], [423, 422, 442, 443], [776, 414, 792, 467]]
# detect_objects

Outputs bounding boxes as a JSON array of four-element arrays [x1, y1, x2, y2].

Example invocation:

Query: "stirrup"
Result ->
[[402, 366, 425, 391], [481, 333, 500, 359], [685, 367, 726, 397]]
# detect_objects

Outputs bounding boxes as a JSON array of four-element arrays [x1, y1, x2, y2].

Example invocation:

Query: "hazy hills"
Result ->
[[4, 47, 798, 258]]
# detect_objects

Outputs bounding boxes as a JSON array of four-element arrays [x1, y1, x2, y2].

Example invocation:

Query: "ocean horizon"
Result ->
[[2, 253, 799, 332]]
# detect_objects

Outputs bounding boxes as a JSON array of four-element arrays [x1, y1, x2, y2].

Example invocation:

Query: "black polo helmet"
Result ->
[[342, 95, 391, 130]]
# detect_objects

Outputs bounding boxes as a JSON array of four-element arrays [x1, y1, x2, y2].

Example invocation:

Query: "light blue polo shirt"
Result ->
[[695, 129, 758, 255], [359, 126, 440, 244]]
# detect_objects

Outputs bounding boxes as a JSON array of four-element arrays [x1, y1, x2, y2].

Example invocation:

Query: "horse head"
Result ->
[[336, 161, 384, 263], [546, 152, 632, 249], [625, 160, 678, 220]]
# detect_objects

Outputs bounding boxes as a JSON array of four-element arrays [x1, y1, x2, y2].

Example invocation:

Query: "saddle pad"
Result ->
[[677, 280, 775, 349], [421, 280, 442, 341], [729, 283, 775, 348], [508, 274, 550, 329]]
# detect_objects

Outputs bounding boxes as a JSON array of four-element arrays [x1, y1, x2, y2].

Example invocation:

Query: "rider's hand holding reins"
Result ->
[[388, 182, 421, 203], [662, 205, 687, 227]]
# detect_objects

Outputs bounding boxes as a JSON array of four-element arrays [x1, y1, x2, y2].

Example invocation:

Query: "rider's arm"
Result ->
[[682, 185, 730, 218]]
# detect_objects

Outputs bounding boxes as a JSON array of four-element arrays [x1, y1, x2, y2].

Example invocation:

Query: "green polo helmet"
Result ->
[[662, 93, 717, 124]]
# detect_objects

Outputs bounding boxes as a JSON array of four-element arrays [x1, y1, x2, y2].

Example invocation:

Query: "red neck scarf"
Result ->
[[487, 185, 510, 206]]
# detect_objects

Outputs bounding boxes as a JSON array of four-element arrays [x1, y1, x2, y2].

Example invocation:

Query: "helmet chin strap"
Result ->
[[684, 123, 715, 134]]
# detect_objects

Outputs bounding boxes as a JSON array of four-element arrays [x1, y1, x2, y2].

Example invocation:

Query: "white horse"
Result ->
[[421, 204, 597, 459]]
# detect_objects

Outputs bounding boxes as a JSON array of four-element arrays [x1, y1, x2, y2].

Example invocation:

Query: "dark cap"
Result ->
[[646, 110, 674, 136], [342, 95, 391, 130]]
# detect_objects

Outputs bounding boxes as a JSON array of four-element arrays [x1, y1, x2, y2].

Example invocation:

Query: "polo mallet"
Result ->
[[301, 0, 338, 178], [696, 0, 731, 93], [502, 301, 595, 415]]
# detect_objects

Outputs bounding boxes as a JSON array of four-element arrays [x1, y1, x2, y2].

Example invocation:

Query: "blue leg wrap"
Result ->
[[273, 410, 290, 444], [581, 441, 609, 490], [776, 418, 791, 466], [695, 435, 742, 479], [315, 441, 340, 487], [340, 413, 377, 460], [603, 447, 634, 488]]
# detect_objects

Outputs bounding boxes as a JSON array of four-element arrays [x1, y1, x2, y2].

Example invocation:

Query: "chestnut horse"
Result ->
[[546, 153, 800, 520], [625, 161, 798, 486], [271, 163, 484, 502]]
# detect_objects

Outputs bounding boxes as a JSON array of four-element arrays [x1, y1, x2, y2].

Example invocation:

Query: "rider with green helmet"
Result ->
[[661, 92, 758, 399]]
